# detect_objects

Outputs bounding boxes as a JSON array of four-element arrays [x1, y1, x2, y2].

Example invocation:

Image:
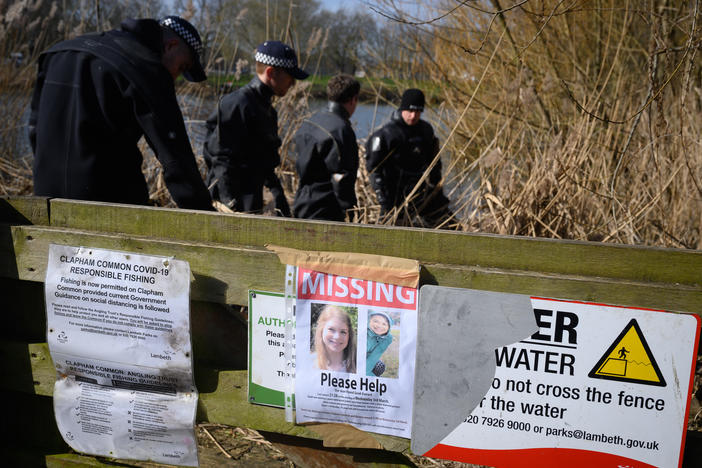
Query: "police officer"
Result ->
[[204, 41, 309, 216], [365, 88, 452, 226], [29, 16, 213, 210], [292, 74, 360, 221]]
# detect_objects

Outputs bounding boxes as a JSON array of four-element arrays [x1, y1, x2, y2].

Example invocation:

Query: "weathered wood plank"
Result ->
[[3, 198, 698, 466], [426, 263, 702, 314], [0, 196, 49, 225], [196, 367, 338, 441], [47, 199, 702, 287], [0, 342, 56, 396], [190, 302, 248, 369], [0, 275, 247, 370], [46, 446, 415, 468], [0, 196, 45, 278], [46, 454, 117, 467], [262, 431, 415, 468], [9, 225, 702, 313], [11, 225, 281, 305], [0, 298, 245, 374]]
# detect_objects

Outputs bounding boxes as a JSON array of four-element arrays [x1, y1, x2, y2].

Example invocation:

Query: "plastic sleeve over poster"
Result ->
[[294, 267, 418, 438], [45, 244, 198, 466], [265, 245, 422, 439]]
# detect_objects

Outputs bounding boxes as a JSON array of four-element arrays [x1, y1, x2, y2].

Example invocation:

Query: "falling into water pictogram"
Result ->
[[588, 318, 666, 387]]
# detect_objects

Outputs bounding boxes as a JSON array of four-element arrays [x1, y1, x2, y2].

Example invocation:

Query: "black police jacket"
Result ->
[[365, 110, 442, 211], [292, 102, 359, 221], [29, 18, 213, 210], [203, 76, 288, 214]]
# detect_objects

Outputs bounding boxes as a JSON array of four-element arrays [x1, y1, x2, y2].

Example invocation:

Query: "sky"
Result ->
[[320, 0, 363, 11], [162, 0, 365, 13]]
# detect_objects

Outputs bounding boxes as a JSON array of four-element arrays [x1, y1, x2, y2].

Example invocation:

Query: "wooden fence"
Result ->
[[0, 197, 699, 467]]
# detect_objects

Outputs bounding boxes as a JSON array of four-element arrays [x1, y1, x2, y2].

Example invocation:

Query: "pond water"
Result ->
[[310, 99, 395, 142]]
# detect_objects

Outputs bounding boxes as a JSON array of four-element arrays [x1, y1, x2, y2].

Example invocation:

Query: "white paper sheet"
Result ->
[[46, 244, 198, 466]]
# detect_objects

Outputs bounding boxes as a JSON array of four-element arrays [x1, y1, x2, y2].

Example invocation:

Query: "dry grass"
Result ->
[[143, 1, 702, 240], [370, 0, 702, 245], [2, 2, 701, 242]]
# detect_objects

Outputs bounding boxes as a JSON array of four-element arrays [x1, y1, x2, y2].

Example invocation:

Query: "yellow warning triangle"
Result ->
[[588, 318, 666, 387]]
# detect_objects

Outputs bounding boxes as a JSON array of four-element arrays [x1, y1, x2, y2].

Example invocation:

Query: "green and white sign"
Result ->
[[247, 290, 295, 407]]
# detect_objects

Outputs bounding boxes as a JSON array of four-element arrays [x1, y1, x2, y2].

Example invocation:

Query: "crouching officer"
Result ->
[[204, 40, 309, 215], [29, 16, 213, 210], [292, 74, 361, 221], [365, 88, 452, 226]]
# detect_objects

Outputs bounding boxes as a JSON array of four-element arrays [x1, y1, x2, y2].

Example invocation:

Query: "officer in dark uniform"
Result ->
[[292, 74, 360, 221], [29, 16, 213, 210], [203, 41, 309, 216], [365, 88, 452, 226]]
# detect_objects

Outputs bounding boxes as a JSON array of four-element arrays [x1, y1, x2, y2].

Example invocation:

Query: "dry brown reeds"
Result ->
[[0, 1, 63, 196], [4, 1, 701, 248], [373, 0, 702, 247]]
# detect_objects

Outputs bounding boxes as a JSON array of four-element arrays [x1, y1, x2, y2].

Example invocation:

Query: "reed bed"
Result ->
[[369, 0, 702, 246], [2, 0, 700, 246]]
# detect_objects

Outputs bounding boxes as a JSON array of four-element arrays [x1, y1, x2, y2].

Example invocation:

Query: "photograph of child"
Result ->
[[366, 310, 400, 378], [310, 303, 357, 373]]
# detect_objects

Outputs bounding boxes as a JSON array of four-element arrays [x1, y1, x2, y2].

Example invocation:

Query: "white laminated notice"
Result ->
[[46, 244, 198, 466]]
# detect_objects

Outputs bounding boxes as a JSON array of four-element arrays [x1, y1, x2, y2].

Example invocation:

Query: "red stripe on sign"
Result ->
[[423, 445, 659, 468], [679, 313, 702, 467]]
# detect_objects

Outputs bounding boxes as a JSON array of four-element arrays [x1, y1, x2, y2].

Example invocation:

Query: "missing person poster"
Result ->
[[294, 267, 418, 438], [45, 244, 198, 466]]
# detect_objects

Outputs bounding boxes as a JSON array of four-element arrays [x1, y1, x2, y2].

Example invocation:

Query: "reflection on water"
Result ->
[[309, 99, 395, 142]]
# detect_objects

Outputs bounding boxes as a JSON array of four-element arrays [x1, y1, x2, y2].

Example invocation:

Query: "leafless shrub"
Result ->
[[371, 0, 702, 246]]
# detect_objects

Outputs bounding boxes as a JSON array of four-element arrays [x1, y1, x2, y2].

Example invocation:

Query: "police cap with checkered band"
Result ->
[[159, 15, 207, 82], [255, 41, 309, 80]]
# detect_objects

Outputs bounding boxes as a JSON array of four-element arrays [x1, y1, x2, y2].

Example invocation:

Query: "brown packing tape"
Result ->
[[304, 423, 383, 449], [265, 245, 420, 289]]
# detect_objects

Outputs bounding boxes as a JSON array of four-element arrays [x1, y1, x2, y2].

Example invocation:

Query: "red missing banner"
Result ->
[[297, 268, 417, 310]]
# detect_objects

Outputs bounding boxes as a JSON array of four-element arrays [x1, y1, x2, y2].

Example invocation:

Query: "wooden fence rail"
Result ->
[[0, 197, 699, 467]]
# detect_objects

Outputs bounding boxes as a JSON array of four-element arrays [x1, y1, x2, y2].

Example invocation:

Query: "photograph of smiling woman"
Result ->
[[310, 304, 358, 373]]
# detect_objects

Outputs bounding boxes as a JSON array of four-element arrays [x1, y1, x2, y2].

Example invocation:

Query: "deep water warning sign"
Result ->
[[420, 296, 700, 468], [589, 319, 666, 386]]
